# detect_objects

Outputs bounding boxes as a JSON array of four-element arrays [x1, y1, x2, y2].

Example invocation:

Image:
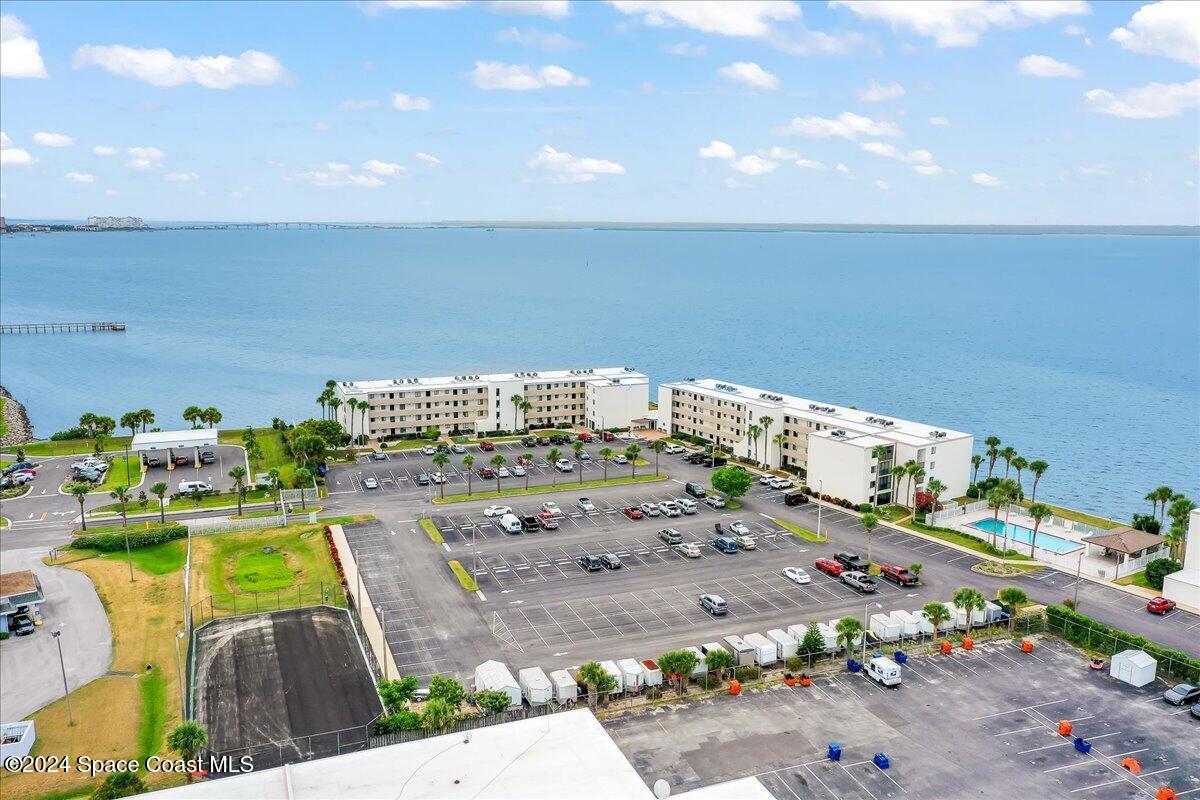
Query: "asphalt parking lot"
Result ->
[[606, 637, 1200, 800]]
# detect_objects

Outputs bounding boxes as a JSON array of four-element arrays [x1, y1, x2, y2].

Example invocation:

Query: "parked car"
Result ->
[[541, 501, 563, 516], [782, 567, 811, 585], [815, 558, 845, 577], [601, 431, 616, 442], [599, 554, 622, 570], [549, 435, 568, 446], [685, 453, 706, 464], [371, 452, 388, 461], [430, 472, 447, 484], [174, 455, 189, 466], [685, 482, 707, 499], [178, 480, 213, 495], [536, 437, 551, 446], [758, 474, 775, 485], [834, 552, 870, 571], [1147, 597, 1177, 614], [1162, 684, 1200, 706], [477, 467, 495, 479], [711, 536, 740, 554], [483, 505, 512, 517], [436, 443, 450, 454], [578, 432, 593, 443], [578, 555, 603, 572], [621, 506, 644, 520], [578, 451, 591, 462], [417, 472, 431, 485], [612, 454, 628, 465], [554, 459, 573, 472], [662, 444, 683, 454], [577, 498, 596, 513], [880, 564, 918, 586], [639, 502, 662, 517], [657, 528, 683, 545], [451, 443, 467, 454], [363, 476, 379, 489], [658, 501, 681, 517], [200, 451, 216, 465], [841, 571, 878, 593], [676, 498, 698, 514], [784, 491, 809, 506], [675, 542, 702, 558], [521, 436, 537, 447], [768, 477, 794, 490], [520, 515, 540, 533], [480, 441, 495, 451], [728, 520, 751, 536], [511, 464, 527, 477], [537, 513, 560, 530], [2, 461, 34, 475], [699, 594, 728, 615], [733, 534, 757, 551], [704, 495, 726, 508], [420, 445, 436, 456], [497, 466, 510, 478], [10, 613, 35, 636]]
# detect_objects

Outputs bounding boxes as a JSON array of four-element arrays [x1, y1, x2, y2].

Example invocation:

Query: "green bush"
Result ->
[[72, 523, 187, 552], [1144, 558, 1181, 590], [785, 656, 804, 672], [734, 666, 761, 684], [1046, 605, 1199, 683], [374, 710, 421, 734]]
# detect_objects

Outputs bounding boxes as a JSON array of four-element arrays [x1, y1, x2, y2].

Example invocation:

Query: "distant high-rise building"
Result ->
[[87, 216, 145, 229]]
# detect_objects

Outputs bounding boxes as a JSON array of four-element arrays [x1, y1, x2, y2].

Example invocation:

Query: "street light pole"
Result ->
[[175, 631, 187, 719], [817, 480, 824, 539], [1073, 549, 1084, 610], [52, 629, 74, 726]]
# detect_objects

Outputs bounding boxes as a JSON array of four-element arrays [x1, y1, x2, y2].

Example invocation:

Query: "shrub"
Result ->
[[914, 491, 943, 513], [696, 674, 721, 690], [1047, 604, 1199, 683], [1144, 558, 1182, 590], [785, 656, 804, 672], [1131, 514, 1161, 534], [374, 710, 421, 734], [72, 523, 188, 552], [92, 771, 147, 800], [379, 677, 420, 712], [734, 666, 761, 684], [474, 689, 514, 715], [51, 426, 92, 441]]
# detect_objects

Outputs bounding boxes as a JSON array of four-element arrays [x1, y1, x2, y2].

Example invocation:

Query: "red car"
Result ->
[[480, 441, 495, 451], [1147, 597, 1176, 614], [578, 432, 594, 443], [537, 511, 560, 530], [477, 467, 495, 478], [621, 506, 644, 520], [601, 431, 616, 442], [814, 558, 845, 577]]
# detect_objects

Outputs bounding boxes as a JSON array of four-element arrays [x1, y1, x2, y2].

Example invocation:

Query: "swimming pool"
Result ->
[[969, 518, 1082, 554]]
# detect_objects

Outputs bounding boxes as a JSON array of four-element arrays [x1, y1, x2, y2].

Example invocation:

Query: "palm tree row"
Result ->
[[980, 436, 1049, 503], [181, 405, 222, 428], [118, 409, 156, 438], [1143, 485, 1196, 562]]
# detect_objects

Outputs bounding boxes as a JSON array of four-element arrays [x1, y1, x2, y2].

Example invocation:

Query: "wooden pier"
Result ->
[[1, 321, 126, 334]]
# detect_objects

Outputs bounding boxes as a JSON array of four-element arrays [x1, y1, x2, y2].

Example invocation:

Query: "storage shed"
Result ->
[[474, 660, 521, 707], [617, 658, 645, 692], [683, 646, 708, 677], [1110, 650, 1157, 688], [548, 669, 578, 705], [518, 667, 553, 706], [767, 628, 798, 661], [869, 613, 901, 642], [599, 660, 625, 693]]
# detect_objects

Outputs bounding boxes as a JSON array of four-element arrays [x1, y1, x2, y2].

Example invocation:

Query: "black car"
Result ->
[[685, 482, 707, 498], [599, 554, 622, 570], [685, 453, 706, 464], [520, 515, 540, 533], [550, 435, 568, 445], [834, 552, 870, 571], [2, 461, 34, 475], [578, 555, 603, 571], [784, 491, 809, 506], [521, 436, 537, 447], [436, 443, 450, 453], [200, 451, 216, 464], [146, 456, 162, 468], [11, 613, 35, 636]]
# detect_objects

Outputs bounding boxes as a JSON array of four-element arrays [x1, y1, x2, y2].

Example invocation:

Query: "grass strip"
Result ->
[[137, 668, 167, 763], [774, 517, 826, 542], [1017, 499, 1120, 530], [433, 473, 667, 504], [420, 518, 444, 544], [448, 560, 478, 591]]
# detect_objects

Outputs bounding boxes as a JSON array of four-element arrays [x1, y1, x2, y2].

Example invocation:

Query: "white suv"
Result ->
[[555, 459, 574, 472], [658, 501, 681, 517]]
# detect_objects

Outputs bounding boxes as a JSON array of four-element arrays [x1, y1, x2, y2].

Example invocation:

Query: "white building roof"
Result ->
[[475, 659, 519, 691], [139, 709, 653, 800], [663, 377, 969, 448], [339, 367, 647, 395], [1113, 649, 1156, 668], [674, 777, 778, 800], [130, 429, 218, 451]]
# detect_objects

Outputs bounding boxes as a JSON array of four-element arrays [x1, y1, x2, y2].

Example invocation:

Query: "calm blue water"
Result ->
[[1, 227, 1197, 521], [969, 518, 1081, 554]]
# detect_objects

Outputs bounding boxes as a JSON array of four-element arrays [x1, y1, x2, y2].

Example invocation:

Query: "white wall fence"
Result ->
[[185, 514, 287, 535], [928, 499, 987, 526], [1095, 546, 1170, 581]]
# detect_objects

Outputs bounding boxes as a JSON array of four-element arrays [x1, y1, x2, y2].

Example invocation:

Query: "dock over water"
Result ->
[[1, 321, 126, 334]]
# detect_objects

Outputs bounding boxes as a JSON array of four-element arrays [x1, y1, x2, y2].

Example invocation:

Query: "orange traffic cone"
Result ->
[[1122, 758, 1141, 774], [962, 636, 974, 650], [1156, 788, 1176, 800], [1021, 639, 1034, 653]]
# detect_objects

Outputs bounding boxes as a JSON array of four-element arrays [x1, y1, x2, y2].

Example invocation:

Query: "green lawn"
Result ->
[[219, 427, 296, 486], [232, 550, 297, 592], [448, 560, 478, 591], [381, 438, 444, 450], [774, 517, 826, 542], [900, 520, 1033, 560], [434, 473, 668, 503], [876, 505, 910, 522], [1115, 570, 1153, 589], [6, 435, 134, 457], [104, 540, 188, 575], [198, 523, 340, 600], [1018, 499, 1121, 530], [420, 518, 445, 544]]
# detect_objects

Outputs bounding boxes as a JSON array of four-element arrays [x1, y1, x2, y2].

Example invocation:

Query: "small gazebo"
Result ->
[[1081, 527, 1168, 579]]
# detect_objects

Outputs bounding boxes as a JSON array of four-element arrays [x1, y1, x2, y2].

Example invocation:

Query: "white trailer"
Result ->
[[548, 669, 578, 705], [518, 667, 553, 706], [767, 628, 798, 661], [474, 660, 521, 708], [617, 658, 645, 692], [947, 602, 971, 630], [870, 613, 901, 642], [722, 635, 756, 667], [816, 622, 840, 652], [983, 601, 1006, 625], [684, 646, 708, 678], [744, 632, 778, 666], [599, 660, 624, 693], [639, 659, 663, 688], [890, 610, 920, 637]]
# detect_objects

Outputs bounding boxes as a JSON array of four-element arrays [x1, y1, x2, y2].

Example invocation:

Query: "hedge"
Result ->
[[71, 523, 188, 552], [1046, 604, 1200, 683]]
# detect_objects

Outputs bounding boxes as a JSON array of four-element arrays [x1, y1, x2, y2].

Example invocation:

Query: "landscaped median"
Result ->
[[774, 517, 826, 542], [432, 472, 668, 504], [420, 518, 444, 544], [447, 559, 478, 591]]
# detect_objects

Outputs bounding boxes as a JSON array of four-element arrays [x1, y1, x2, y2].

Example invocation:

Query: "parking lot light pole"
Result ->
[[863, 602, 881, 663], [52, 629, 74, 726], [1073, 549, 1084, 610], [816, 480, 824, 538]]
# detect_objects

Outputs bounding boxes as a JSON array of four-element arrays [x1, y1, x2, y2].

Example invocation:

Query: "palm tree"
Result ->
[[110, 485, 132, 527], [889, 464, 906, 508], [138, 408, 155, 432], [490, 454, 506, 494], [772, 433, 787, 472], [926, 478, 946, 516], [1028, 460, 1048, 502], [871, 445, 890, 506], [293, 467, 313, 509], [572, 441, 585, 484], [547, 447, 561, 486], [906, 461, 924, 508], [201, 407, 222, 428], [420, 697, 455, 731], [984, 436, 1001, 478], [1145, 489, 1160, 519], [267, 468, 281, 510], [834, 616, 863, 656], [1027, 503, 1051, 557], [970, 454, 984, 487], [328, 397, 342, 426], [1011, 456, 1028, 497], [759, 416, 774, 466], [921, 601, 951, 641], [952, 586, 986, 630], [358, 402, 370, 442], [599, 447, 613, 482], [625, 444, 641, 479], [998, 446, 1016, 478], [182, 406, 203, 427], [167, 722, 208, 783], [985, 488, 1005, 547], [70, 483, 90, 531], [861, 513, 879, 566], [151, 481, 168, 523], [651, 439, 665, 476], [996, 586, 1029, 633], [462, 454, 475, 495], [510, 393, 525, 432], [1154, 486, 1174, 525], [746, 424, 762, 462], [229, 466, 247, 516], [577, 661, 616, 708], [432, 452, 449, 499], [120, 411, 140, 442], [346, 398, 359, 442], [996, 478, 1021, 553]]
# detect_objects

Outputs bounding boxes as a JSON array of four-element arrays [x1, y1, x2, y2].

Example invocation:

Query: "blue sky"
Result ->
[[1, 0, 1197, 224]]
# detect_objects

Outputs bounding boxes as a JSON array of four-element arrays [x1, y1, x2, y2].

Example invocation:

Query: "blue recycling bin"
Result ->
[[847, 659, 862, 673], [1073, 737, 1092, 754], [827, 744, 842, 762], [873, 753, 890, 770], [894, 650, 908, 664]]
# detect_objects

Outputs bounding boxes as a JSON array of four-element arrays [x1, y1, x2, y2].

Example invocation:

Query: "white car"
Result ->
[[612, 454, 628, 465], [729, 520, 751, 536], [541, 501, 563, 516], [639, 502, 662, 517], [769, 477, 794, 489], [555, 459, 574, 472], [657, 501, 681, 517], [483, 505, 513, 517], [511, 464, 527, 477], [618, 432, 635, 441], [704, 495, 726, 509], [577, 498, 596, 513], [758, 474, 775, 485], [497, 466, 510, 478], [734, 534, 758, 551], [782, 567, 811, 585], [362, 476, 378, 489], [674, 542, 701, 558], [430, 472, 447, 484], [421, 445, 436, 456], [663, 444, 684, 455], [451, 443, 467, 454]]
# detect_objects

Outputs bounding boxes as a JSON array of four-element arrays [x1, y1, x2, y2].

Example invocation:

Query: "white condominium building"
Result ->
[[657, 378, 973, 506], [335, 368, 649, 439]]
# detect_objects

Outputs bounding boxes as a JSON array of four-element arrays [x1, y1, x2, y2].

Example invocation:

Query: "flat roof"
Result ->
[[339, 367, 647, 394], [130, 429, 218, 450], [0, 570, 38, 599], [662, 377, 970, 447]]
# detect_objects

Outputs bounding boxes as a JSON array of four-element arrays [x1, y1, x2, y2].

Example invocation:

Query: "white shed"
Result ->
[[474, 660, 521, 707], [518, 667, 553, 706], [1110, 650, 1157, 688], [548, 669, 578, 705]]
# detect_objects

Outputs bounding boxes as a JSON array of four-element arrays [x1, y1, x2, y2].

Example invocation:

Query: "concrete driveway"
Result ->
[[0, 546, 112, 721]]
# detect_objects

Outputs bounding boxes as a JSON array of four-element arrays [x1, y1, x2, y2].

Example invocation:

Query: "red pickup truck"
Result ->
[[879, 564, 918, 586]]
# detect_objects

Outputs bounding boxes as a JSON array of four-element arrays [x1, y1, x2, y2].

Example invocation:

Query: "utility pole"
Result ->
[[52, 629, 74, 726]]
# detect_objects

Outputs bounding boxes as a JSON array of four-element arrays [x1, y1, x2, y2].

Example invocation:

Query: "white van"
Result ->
[[178, 480, 213, 495], [866, 656, 902, 687], [675, 497, 698, 514], [498, 513, 523, 534]]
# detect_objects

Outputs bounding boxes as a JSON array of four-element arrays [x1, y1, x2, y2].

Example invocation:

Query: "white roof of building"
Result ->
[[130, 429, 218, 450], [139, 709, 653, 800], [663, 377, 969, 447], [1113, 649, 1156, 667], [674, 777, 777, 800], [339, 367, 647, 395], [475, 659, 519, 690]]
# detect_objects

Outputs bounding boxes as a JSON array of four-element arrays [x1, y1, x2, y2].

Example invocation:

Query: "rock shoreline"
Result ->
[[0, 386, 34, 446]]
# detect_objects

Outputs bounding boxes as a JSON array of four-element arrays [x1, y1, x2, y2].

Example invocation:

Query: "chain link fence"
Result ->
[[1045, 612, 1199, 684], [370, 700, 565, 748], [200, 721, 377, 775], [189, 581, 345, 627]]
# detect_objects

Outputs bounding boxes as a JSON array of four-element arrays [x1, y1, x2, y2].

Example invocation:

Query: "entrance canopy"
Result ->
[[130, 429, 217, 452]]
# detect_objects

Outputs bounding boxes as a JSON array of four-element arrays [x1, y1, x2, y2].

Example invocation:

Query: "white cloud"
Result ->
[[392, 92, 433, 111], [0, 138, 33, 165], [470, 60, 588, 90], [164, 171, 199, 182], [66, 172, 95, 183], [1018, 54, 1082, 78], [0, 131, 9, 148], [698, 140, 736, 160], [794, 158, 824, 169], [860, 141, 934, 165], [836, 162, 851, 174], [74, 45, 285, 88], [33, 131, 76, 147], [778, 111, 903, 140], [362, 159, 405, 176], [496, 27, 583, 51], [731, 155, 778, 175], [1110, 1, 1199, 66], [125, 146, 165, 170], [1075, 164, 1110, 176], [662, 41, 707, 57], [873, 179, 890, 190], [93, 145, 119, 156], [341, 98, 381, 110], [972, 171, 1003, 187], [370, 0, 569, 16], [526, 144, 625, 183], [717, 61, 780, 90], [1, 14, 47, 78], [608, 1, 800, 36], [830, 1, 1090, 48], [760, 146, 800, 160], [913, 164, 943, 175], [415, 152, 442, 165], [929, 116, 951, 126], [285, 170, 386, 188], [1064, 23, 1087, 36], [859, 80, 905, 102], [1083, 79, 1199, 119], [326, 162, 351, 172]]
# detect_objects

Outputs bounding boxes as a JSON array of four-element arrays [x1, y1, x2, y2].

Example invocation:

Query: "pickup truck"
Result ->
[[834, 552, 870, 571], [879, 564, 918, 586]]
